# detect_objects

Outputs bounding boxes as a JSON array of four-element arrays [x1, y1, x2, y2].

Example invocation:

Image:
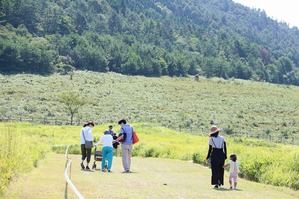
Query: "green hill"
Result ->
[[1, 71, 299, 141], [1, 0, 299, 85]]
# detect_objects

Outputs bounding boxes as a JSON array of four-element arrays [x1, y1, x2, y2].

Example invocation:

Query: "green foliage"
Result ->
[[0, 25, 56, 74], [192, 153, 205, 164], [1, 71, 299, 142], [52, 144, 81, 155], [58, 92, 86, 125], [1, 0, 299, 85], [0, 123, 50, 193], [0, 122, 299, 192]]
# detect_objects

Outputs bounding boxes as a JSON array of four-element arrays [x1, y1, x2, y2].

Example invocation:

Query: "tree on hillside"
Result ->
[[58, 92, 86, 125], [1, 0, 299, 85]]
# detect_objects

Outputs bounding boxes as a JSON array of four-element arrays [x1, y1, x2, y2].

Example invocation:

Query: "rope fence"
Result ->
[[64, 145, 84, 199]]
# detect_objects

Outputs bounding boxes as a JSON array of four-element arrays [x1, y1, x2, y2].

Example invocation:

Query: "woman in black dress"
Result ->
[[206, 125, 227, 189]]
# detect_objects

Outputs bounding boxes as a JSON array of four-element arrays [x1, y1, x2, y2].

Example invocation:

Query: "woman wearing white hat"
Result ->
[[206, 125, 227, 189]]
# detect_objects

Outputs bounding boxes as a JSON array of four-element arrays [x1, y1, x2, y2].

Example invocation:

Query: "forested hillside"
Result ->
[[1, 0, 299, 85]]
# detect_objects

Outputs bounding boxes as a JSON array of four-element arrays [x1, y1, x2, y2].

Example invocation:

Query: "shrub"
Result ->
[[192, 153, 204, 164], [0, 123, 49, 193]]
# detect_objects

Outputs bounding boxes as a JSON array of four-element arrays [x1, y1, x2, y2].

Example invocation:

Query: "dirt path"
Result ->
[[2, 153, 298, 199]]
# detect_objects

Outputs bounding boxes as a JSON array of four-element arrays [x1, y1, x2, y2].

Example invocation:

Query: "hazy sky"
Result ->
[[232, 0, 299, 28]]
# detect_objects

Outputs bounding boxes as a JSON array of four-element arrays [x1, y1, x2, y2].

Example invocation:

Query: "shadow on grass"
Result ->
[[121, 171, 139, 174], [213, 187, 243, 192], [82, 169, 94, 172]]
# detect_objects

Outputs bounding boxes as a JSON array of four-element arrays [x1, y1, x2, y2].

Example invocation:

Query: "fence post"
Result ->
[[64, 145, 85, 199]]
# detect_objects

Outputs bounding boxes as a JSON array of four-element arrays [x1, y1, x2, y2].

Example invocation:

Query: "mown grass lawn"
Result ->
[[3, 153, 298, 199]]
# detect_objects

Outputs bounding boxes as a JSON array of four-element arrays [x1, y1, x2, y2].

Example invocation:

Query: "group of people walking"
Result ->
[[80, 119, 134, 173], [80, 121, 240, 190]]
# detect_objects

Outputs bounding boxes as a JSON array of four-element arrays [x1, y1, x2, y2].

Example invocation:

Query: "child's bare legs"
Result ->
[[234, 181, 237, 189], [229, 173, 238, 189], [229, 179, 232, 189]]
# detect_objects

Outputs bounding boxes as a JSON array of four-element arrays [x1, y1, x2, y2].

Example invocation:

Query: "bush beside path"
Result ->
[[2, 153, 298, 199]]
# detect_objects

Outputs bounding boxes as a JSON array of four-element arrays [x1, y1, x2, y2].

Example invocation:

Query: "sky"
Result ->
[[232, 0, 299, 28]]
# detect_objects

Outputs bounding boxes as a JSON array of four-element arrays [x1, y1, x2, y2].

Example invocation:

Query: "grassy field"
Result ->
[[1, 71, 299, 140], [0, 122, 299, 195], [2, 153, 299, 199]]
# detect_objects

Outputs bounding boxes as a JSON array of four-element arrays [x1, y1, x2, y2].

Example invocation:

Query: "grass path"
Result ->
[[2, 153, 299, 199]]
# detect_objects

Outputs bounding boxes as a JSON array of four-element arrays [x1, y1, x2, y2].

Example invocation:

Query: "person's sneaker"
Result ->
[[234, 187, 237, 190], [108, 170, 111, 172], [80, 163, 85, 170], [229, 186, 232, 190], [123, 170, 130, 173], [86, 166, 90, 170], [214, 185, 218, 189]]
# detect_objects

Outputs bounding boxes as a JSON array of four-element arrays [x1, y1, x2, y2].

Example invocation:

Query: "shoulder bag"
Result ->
[[132, 130, 139, 144], [82, 129, 93, 148]]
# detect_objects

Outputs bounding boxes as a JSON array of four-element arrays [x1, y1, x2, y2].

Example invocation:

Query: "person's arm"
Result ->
[[115, 128, 125, 142], [95, 136, 104, 146], [114, 134, 124, 142], [206, 145, 212, 160], [223, 162, 230, 168]]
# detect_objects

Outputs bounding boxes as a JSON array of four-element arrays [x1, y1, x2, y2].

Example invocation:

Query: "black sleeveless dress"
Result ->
[[211, 147, 225, 185]]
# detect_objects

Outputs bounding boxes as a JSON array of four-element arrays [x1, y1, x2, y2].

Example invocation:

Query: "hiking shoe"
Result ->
[[86, 166, 90, 170], [108, 170, 111, 172], [214, 185, 219, 189], [123, 170, 130, 173], [80, 163, 85, 170], [229, 186, 232, 190]]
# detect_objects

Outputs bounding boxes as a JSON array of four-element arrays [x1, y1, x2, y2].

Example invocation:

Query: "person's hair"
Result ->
[[109, 125, 113, 128], [87, 121, 94, 127], [230, 154, 237, 162], [210, 131, 219, 137], [83, 123, 88, 127], [118, 119, 127, 124]]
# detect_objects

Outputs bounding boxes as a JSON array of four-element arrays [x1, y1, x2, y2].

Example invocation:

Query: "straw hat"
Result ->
[[209, 125, 220, 136]]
